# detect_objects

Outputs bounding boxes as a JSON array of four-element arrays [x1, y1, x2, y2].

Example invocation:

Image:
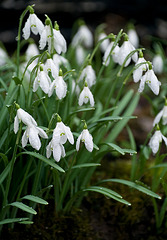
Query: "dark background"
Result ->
[[1, 0, 167, 52]]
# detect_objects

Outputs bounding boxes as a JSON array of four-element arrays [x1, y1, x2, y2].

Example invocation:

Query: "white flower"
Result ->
[[152, 54, 163, 74], [53, 53, 68, 70], [127, 29, 139, 49], [14, 108, 37, 134], [22, 124, 48, 150], [138, 68, 161, 95], [149, 130, 167, 154], [78, 86, 94, 107], [39, 25, 52, 53], [72, 25, 93, 48], [117, 39, 138, 67], [79, 65, 96, 88], [44, 58, 59, 79], [98, 32, 110, 53], [52, 121, 74, 145], [53, 28, 67, 54], [25, 43, 39, 62], [76, 129, 93, 152], [46, 140, 65, 162], [72, 79, 80, 95], [0, 47, 8, 66], [103, 42, 120, 66], [23, 13, 44, 40], [75, 45, 86, 66], [33, 67, 51, 94], [153, 106, 167, 126], [133, 57, 148, 83], [48, 76, 67, 99]]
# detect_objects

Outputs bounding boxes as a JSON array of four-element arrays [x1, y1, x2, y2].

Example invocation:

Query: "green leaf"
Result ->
[[0, 218, 29, 225], [22, 195, 48, 205], [103, 142, 137, 155], [0, 161, 12, 185], [100, 179, 161, 199], [83, 186, 131, 206], [19, 221, 34, 224], [71, 163, 101, 169], [97, 116, 122, 122], [70, 107, 95, 116], [17, 151, 65, 173], [9, 202, 37, 215], [12, 76, 22, 85]]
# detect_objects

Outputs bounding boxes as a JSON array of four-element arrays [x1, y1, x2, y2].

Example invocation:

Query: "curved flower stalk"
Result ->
[[14, 106, 48, 150], [76, 123, 94, 152], [138, 62, 161, 95], [48, 73, 67, 99], [98, 32, 110, 53], [152, 54, 163, 74], [78, 84, 95, 107], [117, 34, 138, 67], [23, 12, 44, 40], [79, 65, 96, 88], [153, 104, 167, 126], [33, 65, 51, 94], [133, 52, 148, 83], [71, 24, 93, 48], [149, 129, 167, 155], [103, 41, 120, 66], [127, 28, 139, 49]]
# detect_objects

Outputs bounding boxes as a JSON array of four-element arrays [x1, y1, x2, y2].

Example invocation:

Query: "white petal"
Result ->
[[21, 129, 29, 147], [83, 129, 93, 152], [76, 134, 82, 151], [55, 77, 67, 99], [22, 17, 31, 40], [46, 141, 52, 158], [39, 28, 47, 50], [153, 110, 163, 126], [36, 127, 48, 139], [53, 144, 62, 162], [28, 127, 41, 150], [162, 134, 167, 146], [48, 80, 56, 97], [39, 71, 51, 94], [33, 76, 39, 92], [14, 115, 19, 134]]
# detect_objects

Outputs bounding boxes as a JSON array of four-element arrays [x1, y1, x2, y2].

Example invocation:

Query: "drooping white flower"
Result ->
[[76, 129, 94, 152], [152, 54, 163, 74], [39, 25, 52, 53], [153, 105, 167, 126], [14, 108, 37, 134], [48, 75, 67, 99], [44, 58, 59, 79], [78, 86, 95, 107], [103, 41, 120, 66], [117, 38, 138, 67], [23, 13, 44, 40], [25, 43, 39, 62], [79, 65, 96, 88], [52, 121, 74, 145], [0, 47, 8, 66], [46, 140, 65, 162], [53, 28, 67, 54], [53, 53, 68, 70], [138, 65, 161, 95], [72, 25, 93, 48], [98, 32, 110, 53], [22, 124, 48, 150], [75, 45, 86, 66], [149, 130, 167, 154], [33, 66, 51, 94], [127, 28, 139, 49], [72, 79, 80, 95], [133, 57, 148, 83]]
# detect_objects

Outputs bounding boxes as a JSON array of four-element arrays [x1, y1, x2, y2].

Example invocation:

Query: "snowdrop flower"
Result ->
[[72, 79, 80, 95], [33, 65, 51, 94], [14, 107, 37, 134], [149, 129, 167, 155], [127, 28, 139, 49], [75, 45, 86, 66], [23, 12, 44, 40], [138, 62, 161, 95], [78, 84, 95, 107], [44, 57, 59, 79], [152, 54, 163, 74], [22, 124, 48, 150], [25, 42, 39, 61], [153, 105, 167, 126], [98, 32, 110, 53], [103, 41, 120, 66], [76, 124, 94, 152], [117, 34, 138, 67], [52, 118, 74, 145], [46, 140, 65, 162], [48, 71, 67, 99], [79, 65, 96, 88], [52, 22, 67, 54], [0, 47, 8, 66], [72, 24, 93, 48], [39, 24, 52, 53], [133, 51, 148, 83]]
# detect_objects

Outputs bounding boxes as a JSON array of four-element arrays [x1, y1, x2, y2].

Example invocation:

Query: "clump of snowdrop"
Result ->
[[149, 126, 167, 155], [76, 121, 94, 152], [46, 114, 74, 162], [14, 104, 48, 150], [78, 82, 95, 107]]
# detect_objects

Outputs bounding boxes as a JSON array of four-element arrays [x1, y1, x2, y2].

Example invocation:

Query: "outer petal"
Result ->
[[76, 134, 82, 151], [83, 129, 93, 152], [33, 76, 39, 92], [39, 28, 47, 50], [64, 126, 74, 144], [53, 29, 67, 54], [56, 77, 67, 99], [22, 17, 31, 40], [36, 127, 48, 139], [162, 134, 167, 147], [78, 89, 85, 106], [53, 144, 62, 162], [33, 14, 44, 35], [46, 141, 52, 158], [48, 80, 56, 97], [138, 75, 146, 93], [39, 71, 51, 94], [28, 127, 41, 150], [153, 110, 163, 126], [14, 115, 19, 134], [21, 129, 29, 147]]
